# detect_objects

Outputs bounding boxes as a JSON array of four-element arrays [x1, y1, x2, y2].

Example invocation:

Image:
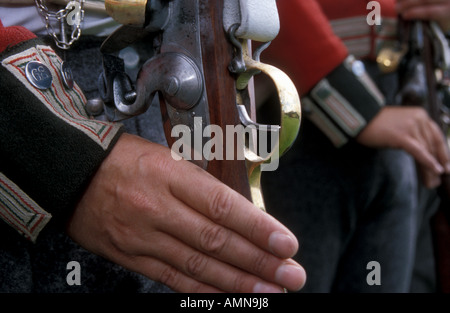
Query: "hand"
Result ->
[[396, 0, 450, 31], [356, 106, 450, 188], [66, 133, 306, 293]]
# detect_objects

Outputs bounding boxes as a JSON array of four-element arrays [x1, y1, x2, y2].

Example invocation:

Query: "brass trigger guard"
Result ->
[[236, 41, 302, 211]]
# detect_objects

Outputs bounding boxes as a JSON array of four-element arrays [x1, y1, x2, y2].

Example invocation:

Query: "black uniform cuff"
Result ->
[[302, 55, 385, 147], [0, 38, 123, 240]]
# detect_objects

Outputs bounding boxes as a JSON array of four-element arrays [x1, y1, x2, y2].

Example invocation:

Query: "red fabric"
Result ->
[[318, 0, 396, 20], [319, 0, 397, 60], [262, 0, 348, 95], [0, 19, 36, 53], [261, 0, 397, 95]]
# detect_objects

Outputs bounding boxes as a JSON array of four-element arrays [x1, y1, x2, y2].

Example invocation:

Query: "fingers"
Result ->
[[415, 116, 450, 175], [418, 165, 442, 188], [152, 196, 305, 291], [168, 162, 299, 260], [118, 230, 301, 293], [69, 134, 307, 293], [400, 112, 450, 187], [428, 121, 450, 173], [120, 253, 223, 293], [161, 162, 306, 291], [417, 120, 445, 187], [418, 121, 450, 188], [401, 134, 444, 175]]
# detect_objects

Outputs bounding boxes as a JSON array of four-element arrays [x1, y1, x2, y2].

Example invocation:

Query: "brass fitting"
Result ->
[[105, 0, 147, 26]]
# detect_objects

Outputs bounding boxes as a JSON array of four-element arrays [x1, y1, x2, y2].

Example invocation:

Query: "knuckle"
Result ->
[[115, 154, 172, 221], [159, 265, 181, 289], [251, 252, 270, 275], [413, 107, 428, 121], [137, 151, 174, 180], [136, 152, 155, 174], [199, 224, 229, 254], [431, 123, 445, 142], [186, 253, 209, 278], [186, 281, 204, 293], [208, 186, 234, 222], [231, 273, 248, 292], [116, 184, 165, 222], [108, 237, 128, 256], [247, 213, 264, 242], [108, 230, 128, 252], [107, 223, 137, 255], [127, 189, 151, 211]]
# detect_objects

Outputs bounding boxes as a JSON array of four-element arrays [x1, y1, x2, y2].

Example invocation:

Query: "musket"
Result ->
[[0, 0, 105, 12], [89, 0, 301, 211], [381, 18, 450, 292]]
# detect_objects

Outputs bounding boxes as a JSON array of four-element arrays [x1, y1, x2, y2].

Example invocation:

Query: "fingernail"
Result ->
[[253, 282, 284, 293], [275, 264, 306, 291], [446, 162, 450, 173], [268, 231, 298, 258], [435, 163, 445, 174]]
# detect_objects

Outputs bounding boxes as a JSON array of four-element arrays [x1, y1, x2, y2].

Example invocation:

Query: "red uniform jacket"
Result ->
[[263, 0, 397, 146], [265, 0, 397, 93]]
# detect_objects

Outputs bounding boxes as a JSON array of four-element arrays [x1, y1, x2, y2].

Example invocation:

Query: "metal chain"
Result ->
[[35, 0, 85, 50]]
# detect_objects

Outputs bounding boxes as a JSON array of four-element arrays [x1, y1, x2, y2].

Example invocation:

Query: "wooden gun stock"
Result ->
[[192, 0, 251, 200], [100, 0, 300, 210]]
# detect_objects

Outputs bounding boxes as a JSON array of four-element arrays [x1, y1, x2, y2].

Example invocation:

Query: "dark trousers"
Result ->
[[261, 116, 439, 292]]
